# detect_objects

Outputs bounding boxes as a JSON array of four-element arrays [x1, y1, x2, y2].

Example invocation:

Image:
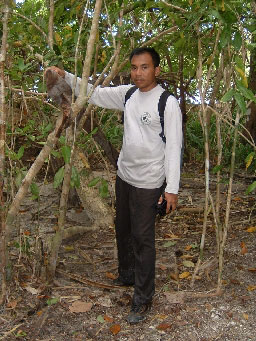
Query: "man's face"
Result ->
[[130, 52, 160, 92]]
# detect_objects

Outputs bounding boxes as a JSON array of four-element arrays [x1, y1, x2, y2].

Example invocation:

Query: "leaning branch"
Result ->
[[14, 12, 48, 44]]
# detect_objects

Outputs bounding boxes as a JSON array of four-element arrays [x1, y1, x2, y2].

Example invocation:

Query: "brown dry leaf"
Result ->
[[37, 310, 43, 316], [79, 152, 90, 169], [164, 233, 180, 239], [110, 324, 121, 335], [25, 285, 40, 295], [181, 254, 194, 259], [205, 303, 213, 312], [248, 268, 256, 272], [179, 271, 191, 279], [243, 313, 249, 320], [234, 196, 242, 201], [164, 292, 185, 304], [170, 272, 178, 281], [159, 264, 167, 271], [69, 301, 93, 313], [7, 300, 18, 309], [105, 272, 116, 280], [240, 241, 248, 255], [156, 323, 172, 331], [246, 226, 256, 233], [247, 285, 256, 291], [185, 245, 192, 251], [104, 315, 114, 323]]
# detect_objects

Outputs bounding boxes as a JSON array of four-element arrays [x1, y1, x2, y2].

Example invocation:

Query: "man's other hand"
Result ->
[[158, 192, 178, 214]]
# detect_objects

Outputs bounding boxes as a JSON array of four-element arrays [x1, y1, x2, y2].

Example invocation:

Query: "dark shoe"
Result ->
[[113, 276, 134, 287], [126, 302, 152, 324]]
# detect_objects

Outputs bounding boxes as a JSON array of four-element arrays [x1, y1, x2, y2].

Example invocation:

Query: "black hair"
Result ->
[[129, 47, 160, 67]]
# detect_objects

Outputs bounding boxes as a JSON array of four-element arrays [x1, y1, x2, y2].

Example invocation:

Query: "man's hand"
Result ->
[[158, 192, 178, 214], [44, 66, 65, 78]]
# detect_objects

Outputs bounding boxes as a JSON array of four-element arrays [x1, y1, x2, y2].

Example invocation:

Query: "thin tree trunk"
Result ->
[[72, 0, 103, 117], [47, 128, 74, 281], [217, 111, 240, 292], [48, 0, 54, 50], [191, 33, 210, 287], [46, 0, 103, 281], [0, 0, 10, 304]]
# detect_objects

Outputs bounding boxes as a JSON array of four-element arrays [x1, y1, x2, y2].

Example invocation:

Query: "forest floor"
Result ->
[[0, 162, 256, 341]]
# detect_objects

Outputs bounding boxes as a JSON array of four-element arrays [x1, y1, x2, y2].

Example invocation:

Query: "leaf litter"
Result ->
[[1, 165, 256, 341]]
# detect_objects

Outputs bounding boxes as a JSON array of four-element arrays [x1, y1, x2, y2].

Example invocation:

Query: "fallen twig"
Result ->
[[0, 323, 24, 340], [56, 268, 126, 290]]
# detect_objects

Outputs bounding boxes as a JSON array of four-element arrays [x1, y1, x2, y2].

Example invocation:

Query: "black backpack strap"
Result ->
[[121, 86, 138, 123], [124, 85, 138, 105], [158, 90, 173, 143]]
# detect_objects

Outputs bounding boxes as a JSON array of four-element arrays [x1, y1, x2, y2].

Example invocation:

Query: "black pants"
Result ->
[[115, 175, 163, 306]]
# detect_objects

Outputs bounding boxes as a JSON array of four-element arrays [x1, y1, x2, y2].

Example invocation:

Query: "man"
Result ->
[[47, 47, 182, 324]]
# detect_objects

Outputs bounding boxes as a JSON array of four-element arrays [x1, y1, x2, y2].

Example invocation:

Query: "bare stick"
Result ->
[[217, 110, 240, 292], [72, 0, 103, 116], [48, 0, 54, 50], [0, 0, 10, 304], [14, 12, 48, 44]]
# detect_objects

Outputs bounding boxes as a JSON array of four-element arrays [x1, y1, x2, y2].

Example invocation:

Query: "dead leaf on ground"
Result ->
[[243, 313, 249, 320], [105, 272, 116, 279], [240, 241, 248, 255], [158, 264, 167, 271], [69, 301, 93, 313], [104, 315, 114, 323], [164, 292, 185, 304], [24, 285, 40, 295], [6, 300, 18, 309], [248, 268, 256, 272], [247, 285, 256, 291], [179, 271, 191, 279], [163, 233, 180, 239], [170, 272, 179, 281], [246, 226, 256, 233], [110, 324, 121, 335], [156, 323, 172, 331]]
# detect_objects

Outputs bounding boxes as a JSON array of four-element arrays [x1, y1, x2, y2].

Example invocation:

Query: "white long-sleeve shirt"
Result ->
[[65, 72, 183, 194]]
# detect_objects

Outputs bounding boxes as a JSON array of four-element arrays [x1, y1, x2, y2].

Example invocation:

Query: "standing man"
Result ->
[[47, 47, 182, 324]]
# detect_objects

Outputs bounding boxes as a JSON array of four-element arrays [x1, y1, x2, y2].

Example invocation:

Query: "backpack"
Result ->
[[123, 85, 173, 143]]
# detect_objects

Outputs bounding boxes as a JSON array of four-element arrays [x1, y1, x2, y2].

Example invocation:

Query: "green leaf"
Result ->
[[219, 29, 230, 49], [54, 166, 64, 189], [61, 145, 71, 164], [46, 297, 59, 306], [232, 31, 242, 51], [245, 152, 255, 169], [163, 241, 177, 247], [236, 81, 256, 103], [234, 92, 247, 113], [30, 183, 39, 200], [88, 177, 101, 187], [97, 315, 105, 323], [16, 146, 25, 160], [51, 150, 60, 158], [99, 179, 109, 198], [245, 181, 256, 195], [220, 89, 235, 102], [15, 170, 26, 188], [71, 166, 80, 188], [183, 260, 195, 268], [211, 165, 223, 174]]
